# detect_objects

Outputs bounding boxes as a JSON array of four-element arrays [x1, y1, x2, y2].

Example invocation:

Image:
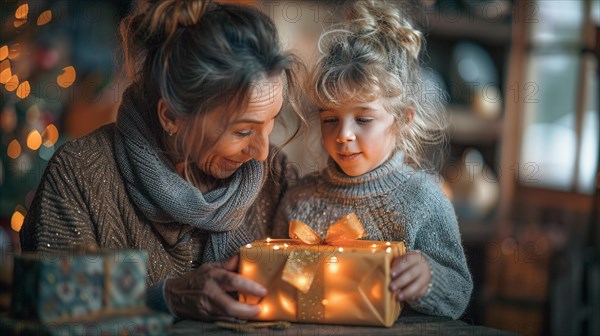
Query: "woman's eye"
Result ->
[[234, 130, 253, 137], [322, 117, 337, 124], [356, 117, 374, 124]]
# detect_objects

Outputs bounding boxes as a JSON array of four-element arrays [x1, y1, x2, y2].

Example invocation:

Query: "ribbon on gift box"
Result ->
[[282, 213, 368, 294]]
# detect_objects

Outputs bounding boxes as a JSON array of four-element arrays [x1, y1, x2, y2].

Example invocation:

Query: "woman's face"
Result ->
[[188, 77, 284, 179], [319, 98, 397, 177]]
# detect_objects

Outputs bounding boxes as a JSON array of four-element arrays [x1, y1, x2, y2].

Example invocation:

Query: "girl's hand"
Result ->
[[164, 254, 267, 321], [389, 250, 432, 302]]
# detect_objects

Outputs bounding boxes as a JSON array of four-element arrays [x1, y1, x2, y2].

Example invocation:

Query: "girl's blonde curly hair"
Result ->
[[308, 0, 448, 170]]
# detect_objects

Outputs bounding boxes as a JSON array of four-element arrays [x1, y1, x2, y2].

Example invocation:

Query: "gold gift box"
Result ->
[[239, 215, 406, 327]]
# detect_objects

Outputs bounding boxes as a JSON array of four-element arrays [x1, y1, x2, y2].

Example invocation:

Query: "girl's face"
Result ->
[[187, 77, 284, 179], [320, 98, 396, 177]]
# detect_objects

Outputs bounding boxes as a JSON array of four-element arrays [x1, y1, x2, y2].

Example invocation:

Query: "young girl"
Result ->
[[272, 0, 473, 320]]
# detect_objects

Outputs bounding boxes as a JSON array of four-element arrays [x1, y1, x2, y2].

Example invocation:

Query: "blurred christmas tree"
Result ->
[[0, 0, 131, 240]]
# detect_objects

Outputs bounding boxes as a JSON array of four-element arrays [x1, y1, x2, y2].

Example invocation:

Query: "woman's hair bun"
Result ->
[[345, 0, 422, 60], [140, 0, 210, 43]]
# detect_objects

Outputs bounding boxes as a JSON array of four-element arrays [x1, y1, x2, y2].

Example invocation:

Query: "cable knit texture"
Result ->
[[272, 151, 473, 319], [20, 123, 296, 286]]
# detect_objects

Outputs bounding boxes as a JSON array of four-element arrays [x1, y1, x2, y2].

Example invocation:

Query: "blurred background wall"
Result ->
[[0, 1, 599, 335]]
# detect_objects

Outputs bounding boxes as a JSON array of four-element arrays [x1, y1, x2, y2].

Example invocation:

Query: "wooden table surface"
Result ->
[[170, 311, 517, 336]]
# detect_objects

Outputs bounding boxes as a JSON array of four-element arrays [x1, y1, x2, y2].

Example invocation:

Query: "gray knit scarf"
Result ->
[[114, 86, 267, 263]]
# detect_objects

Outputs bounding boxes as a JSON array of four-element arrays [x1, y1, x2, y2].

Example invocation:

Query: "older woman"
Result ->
[[20, 0, 303, 321]]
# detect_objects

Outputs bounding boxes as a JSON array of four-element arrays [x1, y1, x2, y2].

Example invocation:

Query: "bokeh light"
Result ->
[[11, 206, 26, 232], [0, 60, 12, 84], [37, 10, 52, 26], [42, 124, 59, 147], [26, 130, 42, 150], [0, 46, 7, 60], [15, 4, 29, 20], [16, 80, 30, 99], [5, 74, 19, 92], [57, 66, 76, 88], [7, 139, 21, 159]]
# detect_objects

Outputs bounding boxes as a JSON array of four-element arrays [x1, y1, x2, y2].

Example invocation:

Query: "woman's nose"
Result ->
[[336, 124, 356, 143], [246, 131, 270, 161]]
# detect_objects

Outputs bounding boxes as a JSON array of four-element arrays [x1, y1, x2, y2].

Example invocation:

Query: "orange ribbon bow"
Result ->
[[282, 213, 368, 293]]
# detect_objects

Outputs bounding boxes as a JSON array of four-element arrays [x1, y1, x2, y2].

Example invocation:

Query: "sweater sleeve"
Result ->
[[404, 178, 473, 319], [20, 141, 98, 252]]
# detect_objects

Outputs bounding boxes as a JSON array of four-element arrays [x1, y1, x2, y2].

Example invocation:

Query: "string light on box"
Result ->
[[327, 256, 339, 273]]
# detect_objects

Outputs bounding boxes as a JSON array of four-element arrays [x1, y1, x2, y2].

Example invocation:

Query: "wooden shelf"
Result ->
[[419, 10, 512, 45], [447, 106, 503, 144]]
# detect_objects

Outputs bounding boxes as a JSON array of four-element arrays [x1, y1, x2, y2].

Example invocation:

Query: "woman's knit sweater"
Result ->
[[20, 124, 296, 286], [272, 151, 473, 319]]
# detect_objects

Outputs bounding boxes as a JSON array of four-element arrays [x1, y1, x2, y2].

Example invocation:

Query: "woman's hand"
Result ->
[[389, 250, 432, 302], [164, 254, 266, 321]]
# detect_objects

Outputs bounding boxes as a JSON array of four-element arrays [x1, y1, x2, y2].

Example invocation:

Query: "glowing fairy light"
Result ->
[[371, 244, 377, 248], [321, 299, 329, 306], [37, 10, 52, 26], [26, 130, 42, 150], [273, 244, 280, 250], [15, 4, 29, 19], [278, 293, 296, 316], [241, 263, 255, 276], [297, 276, 308, 287], [385, 242, 391, 246], [7, 139, 21, 159], [327, 256, 339, 273], [57, 66, 76, 88], [370, 282, 382, 300], [385, 247, 392, 253], [16, 80, 30, 99], [266, 237, 272, 243], [245, 243, 252, 249], [338, 247, 344, 253]]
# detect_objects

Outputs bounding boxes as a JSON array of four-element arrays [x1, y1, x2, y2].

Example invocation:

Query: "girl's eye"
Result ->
[[322, 117, 338, 124], [356, 117, 374, 124]]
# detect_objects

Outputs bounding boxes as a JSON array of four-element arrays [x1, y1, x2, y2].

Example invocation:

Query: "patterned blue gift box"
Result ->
[[11, 252, 104, 321], [104, 250, 147, 309], [5, 249, 173, 335], [10, 250, 149, 322]]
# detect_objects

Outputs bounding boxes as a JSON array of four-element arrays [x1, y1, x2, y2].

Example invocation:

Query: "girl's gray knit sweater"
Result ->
[[272, 151, 473, 319]]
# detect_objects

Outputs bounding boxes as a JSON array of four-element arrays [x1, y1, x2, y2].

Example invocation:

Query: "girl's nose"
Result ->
[[336, 124, 356, 143]]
